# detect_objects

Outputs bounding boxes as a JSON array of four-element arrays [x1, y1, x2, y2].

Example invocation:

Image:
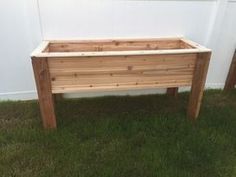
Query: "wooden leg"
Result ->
[[167, 87, 178, 97], [224, 50, 236, 91], [54, 94, 63, 101], [32, 57, 57, 129], [188, 52, 211, 120]]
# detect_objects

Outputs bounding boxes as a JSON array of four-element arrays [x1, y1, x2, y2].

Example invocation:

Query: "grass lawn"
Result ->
[[0, 90, 236, 177]]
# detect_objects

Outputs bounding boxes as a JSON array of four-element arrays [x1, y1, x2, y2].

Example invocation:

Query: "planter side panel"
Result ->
[[48, 54, 197, 93]]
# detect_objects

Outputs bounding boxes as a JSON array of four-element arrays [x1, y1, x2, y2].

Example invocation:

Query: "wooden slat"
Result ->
[[31, 37, 211, 58], [52, 80, 191, 94], [48, 55, 196, 72], [51, 75, 193, 87], [33, 48, 210, 58], [179, 40, 195, 49], [50, 69, 193, 79], [49, 36, 183, 43], [52, 75, 193, 86], [180, 38, 210, 51], [48, 54, 196, 65], [31, 41, 49, 57], [48, 40, 182, 52]]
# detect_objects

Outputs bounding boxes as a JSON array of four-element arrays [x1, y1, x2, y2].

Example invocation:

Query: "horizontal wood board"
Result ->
[[48, 54, 197, 93], [31, 38, 211, 58], [48, 39, 192, 52]]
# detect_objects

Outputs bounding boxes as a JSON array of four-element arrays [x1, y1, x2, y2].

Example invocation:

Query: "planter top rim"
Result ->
[[31, 37, 211, 58]]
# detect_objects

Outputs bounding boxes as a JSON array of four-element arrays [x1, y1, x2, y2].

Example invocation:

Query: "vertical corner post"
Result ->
[[224, 50, 236, 91], [188, 52, 211, 120], [167, 87, 179, 97], [31, 57, 57, 129]]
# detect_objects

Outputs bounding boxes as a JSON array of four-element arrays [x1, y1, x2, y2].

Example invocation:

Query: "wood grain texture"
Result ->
[[188, 52, 211, 120], [31, 57, 57, 129], [48, 39, 182, 52], [224, 50, 236, 91], [34, 49, 211, 58], [31, 38, 211, 58], [48, 54, 197, 93]]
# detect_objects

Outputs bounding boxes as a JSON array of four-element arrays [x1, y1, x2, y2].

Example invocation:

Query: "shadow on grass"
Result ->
[[0, 90, 236, 177]]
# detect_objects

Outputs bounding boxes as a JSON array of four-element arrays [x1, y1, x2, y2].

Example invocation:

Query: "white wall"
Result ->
[[0, 0, 235, 100], [0, 0, 41, 100], [39, 0, 216, 44], [207, 1, 236, 87]]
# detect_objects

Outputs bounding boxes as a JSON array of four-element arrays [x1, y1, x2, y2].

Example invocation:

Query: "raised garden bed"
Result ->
[[31, 37, 211, 129]]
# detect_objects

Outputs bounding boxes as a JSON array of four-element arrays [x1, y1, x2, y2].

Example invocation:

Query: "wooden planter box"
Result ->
[[31, 37, 211, 129]]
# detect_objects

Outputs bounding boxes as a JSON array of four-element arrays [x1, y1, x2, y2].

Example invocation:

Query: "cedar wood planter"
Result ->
[[31, 37, 211, 129]]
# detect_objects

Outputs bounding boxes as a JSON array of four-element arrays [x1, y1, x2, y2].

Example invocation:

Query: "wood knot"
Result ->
[[127, 66, 133, 71], [115, 42, 120, 46]]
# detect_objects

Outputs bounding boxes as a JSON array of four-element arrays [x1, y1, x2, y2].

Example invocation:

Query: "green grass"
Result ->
[[1, 90, 236, 177]]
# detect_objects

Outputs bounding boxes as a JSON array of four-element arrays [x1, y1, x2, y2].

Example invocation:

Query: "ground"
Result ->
[[0, 90, 236, 177]]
